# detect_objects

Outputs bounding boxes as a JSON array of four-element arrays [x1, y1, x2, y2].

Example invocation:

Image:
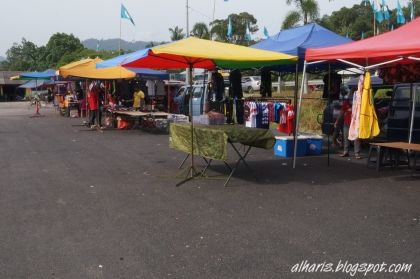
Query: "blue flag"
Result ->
[[397, 0, 406, 24], [382, 0, 390, 20], [263, 26, 269, 38], [121, 4, 135, 26], [227, 16, 233, 38], [371, 1, 384, 22]]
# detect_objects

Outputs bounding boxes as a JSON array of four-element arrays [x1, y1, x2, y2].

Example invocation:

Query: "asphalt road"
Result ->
[[0, 102, 419, 279]]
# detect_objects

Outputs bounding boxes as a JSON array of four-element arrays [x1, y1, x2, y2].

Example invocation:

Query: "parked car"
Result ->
[[241, 76, 261, 93], [387, 83, 420, 143]]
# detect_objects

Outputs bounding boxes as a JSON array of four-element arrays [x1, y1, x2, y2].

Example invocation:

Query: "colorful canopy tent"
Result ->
[[95, 52, 170, 80], [296, 17, 420, 162], [305, 17, 420, 68], [125, 68, 169, 80], [10, 69, 56, 80], [98, 37, 296, 70], [251, 23, 352, 71], [103, 37, 297, 185], [59, 58, 135, 79]]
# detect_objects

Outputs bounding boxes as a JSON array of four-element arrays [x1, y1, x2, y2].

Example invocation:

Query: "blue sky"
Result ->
[[0, 0, 408, 56]]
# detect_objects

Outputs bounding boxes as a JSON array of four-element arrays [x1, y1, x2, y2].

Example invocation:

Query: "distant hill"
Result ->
[[0, 56, 5, 62], [82, 38, 163, 52]]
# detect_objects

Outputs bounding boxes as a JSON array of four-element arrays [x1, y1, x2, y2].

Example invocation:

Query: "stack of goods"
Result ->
[[141, 117, 169, 133], [207, 111, 226, 125], [167, 114, 189, 124], [192, 111, 226, 125]]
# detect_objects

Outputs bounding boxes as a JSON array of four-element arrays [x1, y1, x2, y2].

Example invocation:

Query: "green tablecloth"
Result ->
[[169, 123, 275, 161]]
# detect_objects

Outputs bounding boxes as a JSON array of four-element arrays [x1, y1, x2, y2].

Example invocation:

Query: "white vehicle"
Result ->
[[242, 76, 261, 93]]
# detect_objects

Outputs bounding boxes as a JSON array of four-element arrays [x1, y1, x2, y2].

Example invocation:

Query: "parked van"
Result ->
[[173, 84, 210, 116], [387, 83, 420, 143]]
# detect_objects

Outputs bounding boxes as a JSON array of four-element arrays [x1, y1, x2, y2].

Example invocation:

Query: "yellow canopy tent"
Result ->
[[122, 37, 297, 69], [59, 58, 135, 79]]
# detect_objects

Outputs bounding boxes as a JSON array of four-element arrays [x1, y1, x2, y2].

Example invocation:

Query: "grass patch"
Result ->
[[245, 89, 326, 134]]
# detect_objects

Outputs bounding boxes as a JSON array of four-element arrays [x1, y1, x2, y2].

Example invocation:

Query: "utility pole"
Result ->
[[186, 0, 190, 37]]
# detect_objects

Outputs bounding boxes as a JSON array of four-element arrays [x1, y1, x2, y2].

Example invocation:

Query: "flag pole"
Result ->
[[373, 10, 376, 36], [212, 0, 216, 22], [119, 16, 122, 55]]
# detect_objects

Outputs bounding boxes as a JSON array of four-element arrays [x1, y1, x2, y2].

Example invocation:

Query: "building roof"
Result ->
[[0, 71, 25, 85]]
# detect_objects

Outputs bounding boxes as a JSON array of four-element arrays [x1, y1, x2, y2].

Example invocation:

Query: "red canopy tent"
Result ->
[[305, 17, 420, 69], [292, 18, 420, 166]]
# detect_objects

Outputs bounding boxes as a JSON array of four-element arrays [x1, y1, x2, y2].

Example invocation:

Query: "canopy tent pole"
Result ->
[[336, 59, 365, 70], [292, 64, 299, 168], [409, 83, 416, 143], [176, 63, 200, 186], [408, 56, 420, 61], [365, 57, 405, 70], [292, 60, 307, 168], [327, 64, 331, 167]]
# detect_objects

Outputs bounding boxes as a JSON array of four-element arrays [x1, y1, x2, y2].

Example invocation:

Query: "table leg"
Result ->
[[178, 154, 190, 169], [201, 157, 212, 176], [224, 144, 254, 187]]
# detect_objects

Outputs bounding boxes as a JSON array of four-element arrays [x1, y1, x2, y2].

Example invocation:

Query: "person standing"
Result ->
[[87, 85, 100, 128], [133, 86, 145, 111], [336, 93, 361, 159]]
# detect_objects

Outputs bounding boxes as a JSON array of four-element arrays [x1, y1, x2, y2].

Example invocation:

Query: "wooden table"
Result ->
[[368, 141, 420, 175]]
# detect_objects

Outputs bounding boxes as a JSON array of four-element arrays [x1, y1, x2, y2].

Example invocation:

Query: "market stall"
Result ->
[[99, 37, 297, 186], [252, 23, 353, 167], [304, 17, 420, 147]]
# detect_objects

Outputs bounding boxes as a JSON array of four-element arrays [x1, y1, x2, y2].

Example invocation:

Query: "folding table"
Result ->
[[169, 123, 275, 186]]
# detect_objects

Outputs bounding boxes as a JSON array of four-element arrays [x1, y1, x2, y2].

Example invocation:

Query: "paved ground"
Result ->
[[0, 102, 419, 279]]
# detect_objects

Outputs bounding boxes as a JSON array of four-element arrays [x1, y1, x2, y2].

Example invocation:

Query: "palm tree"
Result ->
[[281, 0, 320, 29], [191, 22, 210, 39], [168, 26, 185, 41]]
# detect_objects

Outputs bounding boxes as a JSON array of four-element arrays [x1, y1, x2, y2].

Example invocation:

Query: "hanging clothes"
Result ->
[[229, 69, 243, 99], [260, 68, 272, 98], [348, 75, 363, 141], [359, 72, 380, 139], [146, 80, 156, 96], [277, 104, 295, 135]]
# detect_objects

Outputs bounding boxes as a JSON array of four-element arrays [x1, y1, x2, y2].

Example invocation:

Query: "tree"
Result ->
[[318, 3, 378, 40], [45, 33, 84, 68], [168, 26, 185, 41], [210, 12, 258, 45], [4, 38, 44, 71], [191, 22, 210, 39], [282, 0, 320, 29]]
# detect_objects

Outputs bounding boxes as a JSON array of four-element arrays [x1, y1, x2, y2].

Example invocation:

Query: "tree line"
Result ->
[[1, 1, 417, 72]]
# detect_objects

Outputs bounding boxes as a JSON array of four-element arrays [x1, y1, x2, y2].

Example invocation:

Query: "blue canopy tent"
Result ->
[[18, 69, 57, 80], [252, 23, 352, 168], [18, 80, 57, 88], [96, 52, 169, 80], [251, 23, 352, 72], [126, 68, 169, 80]]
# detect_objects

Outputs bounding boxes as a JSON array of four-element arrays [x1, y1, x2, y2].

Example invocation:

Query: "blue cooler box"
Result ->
[[274, 136, 307, 157], [306, 135, 323, 155]]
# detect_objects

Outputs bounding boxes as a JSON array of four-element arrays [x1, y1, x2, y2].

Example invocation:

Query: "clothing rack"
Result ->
[[244, 97, 292, 104]]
